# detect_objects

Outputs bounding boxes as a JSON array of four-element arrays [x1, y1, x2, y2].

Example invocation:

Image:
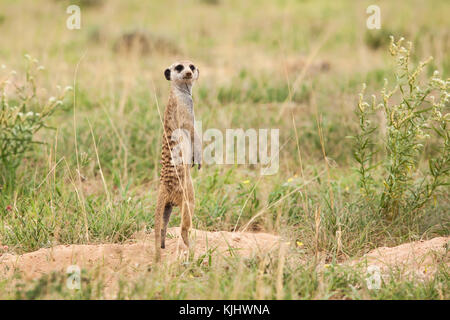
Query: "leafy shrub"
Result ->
[[353, 37, 449, 218], [0, 55, 70, 191]]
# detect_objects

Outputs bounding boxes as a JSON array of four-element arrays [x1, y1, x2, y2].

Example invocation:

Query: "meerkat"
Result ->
[[154, 60, 202, 262]]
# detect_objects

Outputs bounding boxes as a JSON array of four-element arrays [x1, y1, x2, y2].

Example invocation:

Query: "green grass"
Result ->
[[0, 0, 448, 299]]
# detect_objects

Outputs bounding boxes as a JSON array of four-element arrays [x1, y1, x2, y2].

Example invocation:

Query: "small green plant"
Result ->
[[0, 55, 70, 191], [354, 37, 449, 219]]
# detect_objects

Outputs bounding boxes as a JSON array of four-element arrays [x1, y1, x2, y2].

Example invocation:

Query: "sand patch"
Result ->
[[1, 232, 448, 296], [352, 236, 449, 279], [0, 227, 280, 288]]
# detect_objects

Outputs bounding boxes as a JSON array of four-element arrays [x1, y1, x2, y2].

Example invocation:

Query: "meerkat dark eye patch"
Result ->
[[175, 64, 184, 72], [189, 64, 195, 71]]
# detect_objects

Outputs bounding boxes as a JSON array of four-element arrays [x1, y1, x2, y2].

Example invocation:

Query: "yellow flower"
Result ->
[[242, 180, 250, 184], [324, 264, 330, 268], [287, 178, 293, 182], [296, 241, 304, 247]]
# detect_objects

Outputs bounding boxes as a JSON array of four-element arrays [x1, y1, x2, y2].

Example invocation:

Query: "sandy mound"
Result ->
[[1, 230, 447, 295], [0, 227, 280, 282], [353, 236, 449, 278]]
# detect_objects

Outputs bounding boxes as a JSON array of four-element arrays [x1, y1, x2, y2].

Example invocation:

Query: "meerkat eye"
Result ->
[[175, 64, 184, 72], [189, 64, 195, 71]]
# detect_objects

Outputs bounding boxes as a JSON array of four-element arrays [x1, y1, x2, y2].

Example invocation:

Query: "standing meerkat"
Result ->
[[154, 60, 202, 262]]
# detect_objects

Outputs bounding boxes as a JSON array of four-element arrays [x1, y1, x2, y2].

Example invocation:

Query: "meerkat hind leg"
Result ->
[[161, 204, 173, 249], [154, 187, 167, 262]]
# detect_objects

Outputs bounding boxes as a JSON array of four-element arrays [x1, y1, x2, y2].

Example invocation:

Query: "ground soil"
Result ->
[[0, 229, 448, 294], [352, 236, 449, 279], [0, 227, 280, 286]]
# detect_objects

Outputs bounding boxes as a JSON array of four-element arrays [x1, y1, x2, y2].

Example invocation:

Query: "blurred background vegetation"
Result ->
[[0, 0, 448, 299]]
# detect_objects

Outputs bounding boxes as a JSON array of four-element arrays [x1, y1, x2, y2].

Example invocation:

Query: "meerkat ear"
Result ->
[[195, 68, 200, 79], [164, 68, 171, 81]]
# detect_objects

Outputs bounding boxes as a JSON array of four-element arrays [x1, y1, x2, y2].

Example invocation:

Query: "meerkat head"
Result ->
[[164, 60, 199, 85]]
